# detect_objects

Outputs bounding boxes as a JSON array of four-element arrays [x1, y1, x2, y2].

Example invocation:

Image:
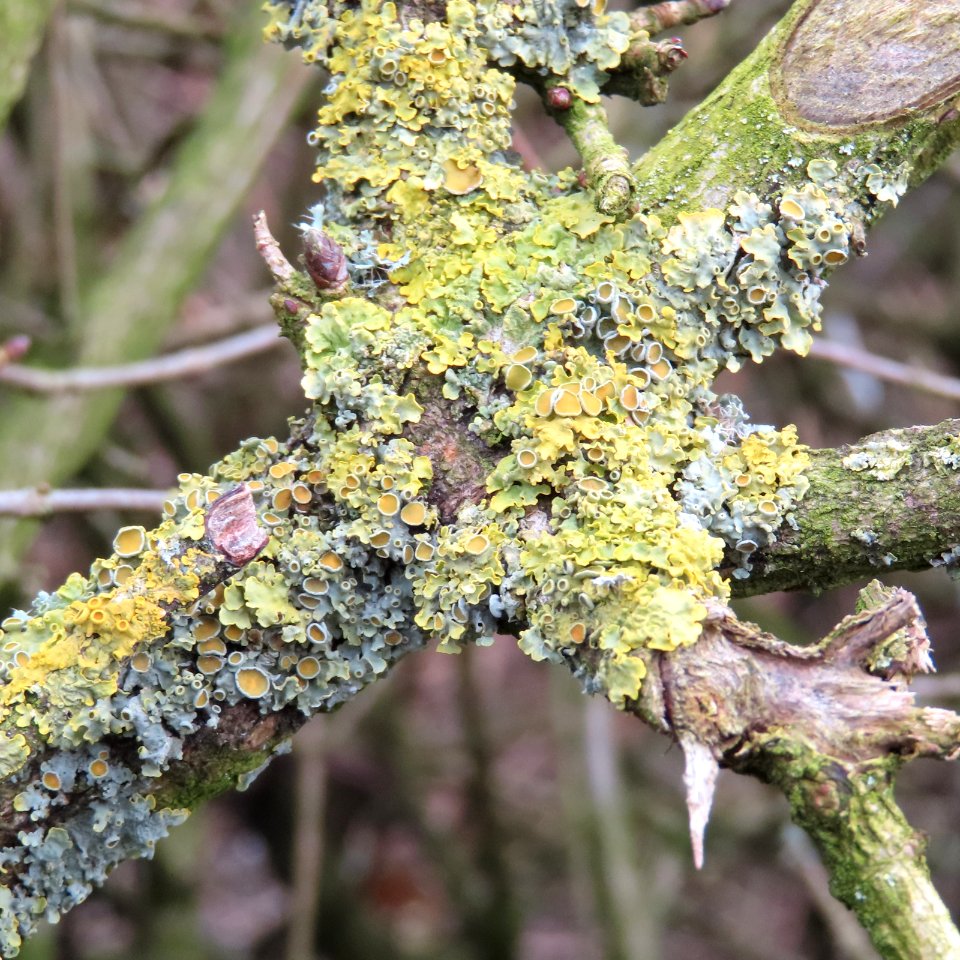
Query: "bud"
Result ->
[[303, 229, 348, 293], [658, 39, 688, 73], [546, 86, 573, 110]]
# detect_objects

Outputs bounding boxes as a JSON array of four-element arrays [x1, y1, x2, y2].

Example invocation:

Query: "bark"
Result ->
[[641, 587, 960, 960], [2, 1, 960, 957], [734, 419, 960, 596]]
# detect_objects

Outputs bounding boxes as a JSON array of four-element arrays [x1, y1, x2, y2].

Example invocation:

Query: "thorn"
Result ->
[[680, 736, 720, 870]]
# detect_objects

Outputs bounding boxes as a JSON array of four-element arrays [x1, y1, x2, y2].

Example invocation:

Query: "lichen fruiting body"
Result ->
[[0, 1, 915, 952]]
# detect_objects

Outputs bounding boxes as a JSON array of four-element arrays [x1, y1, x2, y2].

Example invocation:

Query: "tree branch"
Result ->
[[734, 419, 960, 596], [632, 587, 960, 958], [3, 0, 960, 955], [0, 325, 284, 393]]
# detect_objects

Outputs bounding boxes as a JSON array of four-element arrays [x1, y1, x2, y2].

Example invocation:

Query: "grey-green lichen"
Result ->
[[0, 0, 927, 952], [842, 438, 912, 481]]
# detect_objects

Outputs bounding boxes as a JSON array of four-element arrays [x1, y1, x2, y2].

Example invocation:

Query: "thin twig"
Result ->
[[630, 0, 729, 36], [0, 325, 284, 393], [548, 96, 634, 216], [0, 487, 169, 517], [254, 210, 297, 283], [913, 673, 960, 701], [69, 0, 222, 41], [807, 338, 960, 403]]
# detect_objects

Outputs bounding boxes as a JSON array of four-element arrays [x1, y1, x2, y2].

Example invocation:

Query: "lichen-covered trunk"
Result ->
[[1, 1, 960, 957]]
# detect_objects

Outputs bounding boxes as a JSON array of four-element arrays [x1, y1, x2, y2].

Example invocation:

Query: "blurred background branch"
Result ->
[[0, 2, 312, 597]]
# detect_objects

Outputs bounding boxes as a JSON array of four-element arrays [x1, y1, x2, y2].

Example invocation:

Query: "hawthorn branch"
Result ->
[[3, 0, 960, 956], [634, 587, 960, 959], [733, 419, 960, 596]]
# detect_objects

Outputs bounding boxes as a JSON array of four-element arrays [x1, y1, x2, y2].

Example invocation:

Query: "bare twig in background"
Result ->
[[285, 718, 327, 960], [69, 0, 222, 41], [0, 486, 169, 517], [0, 324, 284, 393], [807, 337, 960, 403], [913, 673, 960, 701]]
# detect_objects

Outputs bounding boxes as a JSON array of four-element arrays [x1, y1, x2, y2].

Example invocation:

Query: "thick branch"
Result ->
[[4, 0, 960, 954], [734, 420, 960, 596], [621, 589, 956, 956], [632, 0, 960, 217], [635, 590, 960, 959]]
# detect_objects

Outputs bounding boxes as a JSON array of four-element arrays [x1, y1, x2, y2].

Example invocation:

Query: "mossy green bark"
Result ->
[[736, 420, 960, 596], [781, 761, 960, 960], [632, 0, 960, 221]]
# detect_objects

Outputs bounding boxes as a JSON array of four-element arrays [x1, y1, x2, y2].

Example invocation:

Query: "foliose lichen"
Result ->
[[0, 0, 914, 950]]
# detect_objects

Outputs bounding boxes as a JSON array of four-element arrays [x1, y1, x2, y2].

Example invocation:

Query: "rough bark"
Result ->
[[734, 419, 960, 595], [2, 1, 960, 957]]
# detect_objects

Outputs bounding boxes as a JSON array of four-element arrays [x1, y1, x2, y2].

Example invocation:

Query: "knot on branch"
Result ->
[[644, 583, 959, 870]]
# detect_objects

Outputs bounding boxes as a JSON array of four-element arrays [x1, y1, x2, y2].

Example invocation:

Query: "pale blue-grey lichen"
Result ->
[[0, 1, 914, 952]]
